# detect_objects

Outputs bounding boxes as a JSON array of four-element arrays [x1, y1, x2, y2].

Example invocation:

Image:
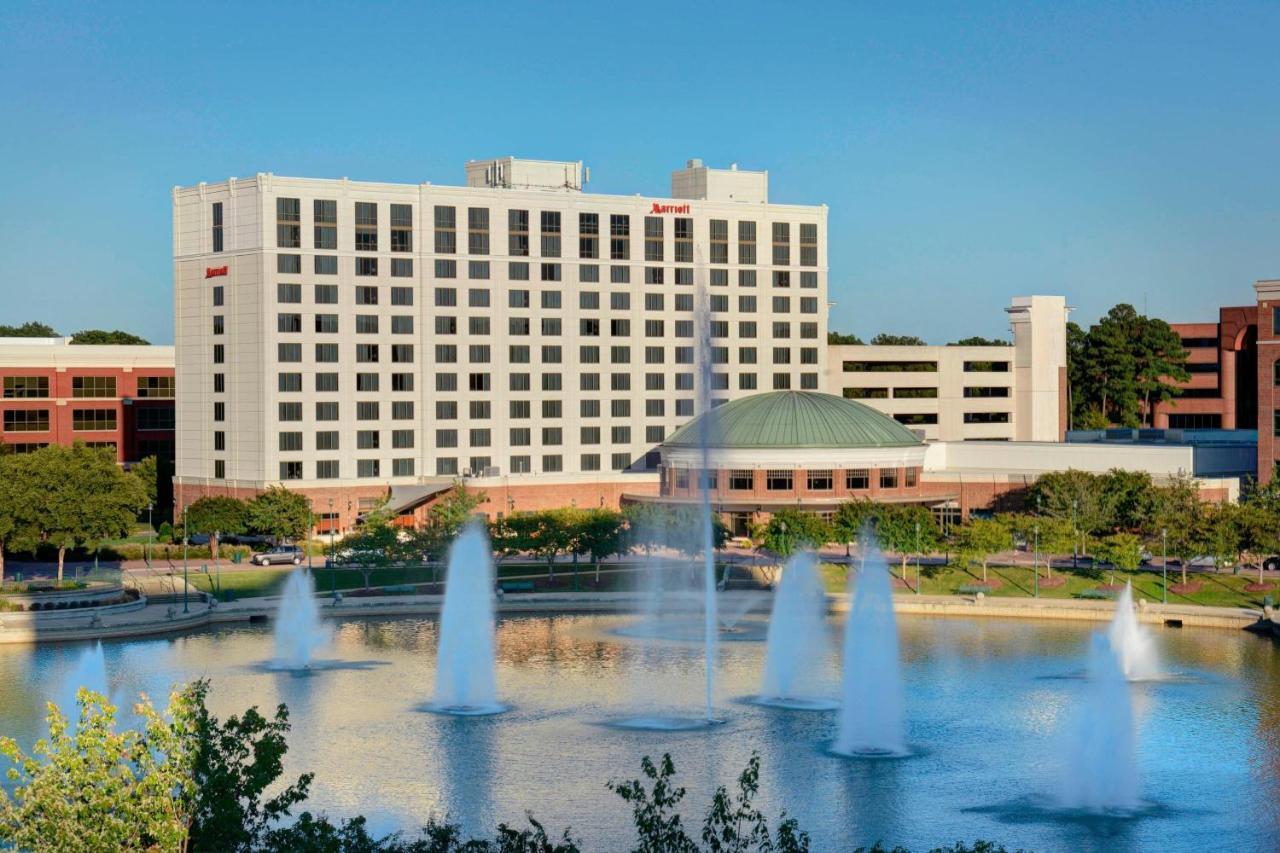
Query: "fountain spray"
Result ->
[[695, 260, 718, 722]]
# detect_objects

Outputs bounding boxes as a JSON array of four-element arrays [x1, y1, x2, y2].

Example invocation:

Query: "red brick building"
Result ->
[[1255, 280, 1280, 483], [0, 339, 175, 466], [1154, 306, 1256, 430]]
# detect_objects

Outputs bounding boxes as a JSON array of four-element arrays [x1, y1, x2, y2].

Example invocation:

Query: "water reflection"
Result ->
[[0, 613, 1275, 851]]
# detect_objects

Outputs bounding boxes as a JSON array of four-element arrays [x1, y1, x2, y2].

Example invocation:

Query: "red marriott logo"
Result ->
[[205, 266, 228, 279], [650, 202, 691, 214]]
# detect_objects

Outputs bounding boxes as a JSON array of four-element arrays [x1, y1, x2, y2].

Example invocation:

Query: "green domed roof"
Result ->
[[663, 391, 923, 450]]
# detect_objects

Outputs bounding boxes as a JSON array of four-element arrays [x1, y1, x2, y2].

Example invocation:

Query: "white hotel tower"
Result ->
[[173, 158, 828, 527]]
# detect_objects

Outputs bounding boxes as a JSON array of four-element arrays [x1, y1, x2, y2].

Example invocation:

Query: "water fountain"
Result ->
[[55, 641, 108, 727], [758, 551, 834, 709], [694, 280, 718, 723], [1106, 581, 1160, 681], [272, 569, 331, 670], [429, 520, 503, 715], [1057, 632, 1142, 813], [834, 546, 907, 756]]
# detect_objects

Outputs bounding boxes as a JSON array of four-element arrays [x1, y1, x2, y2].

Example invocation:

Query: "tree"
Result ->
[[948, 336, 1010, 347], [1028, 470, 1115, 547], [0, 321, 57, 337], [184, 680, 314, 852], [338, 507, 401, 589], [576, 508, 628, 582], [951, 518, 1009, 582], [130, 455, 160, 509], [623, 503, 672, 557], [69, 329, 151, 345], [0, 449, 24, 585], [1133, 316, 1189, 426], [870, 333, 926, 346], [1100, 469, 1158, 533], [185, 496, 248, 560], [1229, 502, 1280, 585], [499, 510, 577, 579], [758, 509, 830, 558], [1151, 474, 1205, 586], [0, 689, 197, 851], [826, 331, 864, 345], [245, 486, 312, 543], [832, 500, 879, 556], [1093, 532, 1142, 584], [873, 505, 940, 578], [7, 444, 146, 582], [402, 483, 486, 563]]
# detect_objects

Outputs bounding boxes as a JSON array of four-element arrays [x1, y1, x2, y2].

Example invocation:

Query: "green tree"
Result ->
[[623, 503, 671, 557], [0, 689, 197, 852], [1151, 474, 1206, 586], [951, 517, 1009, 583], [832, 500, 879, 557], [1229, 501, 1280, 585], [69, 329, 151, 345], [758, 509, 830, 558], [1100, 469, 1158, 533], [130, 455, 160, 509], [1133, 316, 1190, 426], [870, 333, 926, 346], [873, 505, 940, 579], [826, 331, 865, 345], [576, 508, 628, 582], [948, 336, 1010, 346], [185, 496, 248, 560], [1093, 532, 1142, 584], [185, 680, 314, 853], [1028, 470, 1114, 548], [500, 510, 576, 579], [245, 486, 312, 543], [8, 444, 146, 582], [0, 321, 58, 337], [0, 449, 24, 584], [338, 506, 401, 589]]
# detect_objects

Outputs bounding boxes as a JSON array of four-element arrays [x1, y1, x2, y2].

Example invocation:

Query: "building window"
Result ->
[[355, 201, 378, 251], [766, 470, 793, 491], [905, 467, 919, 488], [211, 202, 223, 252], [579, 212, 599, 259], [963, 386, 1009, 398], [277, 313, 302, 333], [964, 412, 1011, 424], [279, 431, 303, 452], [963, 360, 1010, 373], [279, 402, 302, 421], [356, 257, 378, 276], [316, 460, 339, 479], [880, 468, 899, 489], [137, 408, 174, 431], [710, 219, 729, 263], [729, 469, 753, 491], [609, 214, 630, 259], [508, 209, 529, 256], [3, 376, 49, 398], [277, 373, 302, 392], [315, 255, 338, 275], [277, 254, 301, 275], [315, 284, 338, 304], [846, 468, 869, 490], [70, 376, 116, 398], [468, 207, 490, 255], [276, 198, 300, 248], [807, 469, 833, 491], [3, 409, 50, 432], [799, 222, 818, 266], [72, 409, 117, 431], [390, 204, 412, 252], [314, 199, 337, 249]]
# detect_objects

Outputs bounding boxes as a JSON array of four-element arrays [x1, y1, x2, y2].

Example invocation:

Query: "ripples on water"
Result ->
[[1, 614, 1277, 852]]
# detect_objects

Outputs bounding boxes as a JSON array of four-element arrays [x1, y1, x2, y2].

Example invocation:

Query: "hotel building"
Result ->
[[173, 158, 828, 526]]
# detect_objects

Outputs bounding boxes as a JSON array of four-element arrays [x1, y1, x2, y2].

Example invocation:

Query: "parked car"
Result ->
[[226, 534, 271, 547], [250, 545, 304, 566], [1264, 556, 1280, 573]]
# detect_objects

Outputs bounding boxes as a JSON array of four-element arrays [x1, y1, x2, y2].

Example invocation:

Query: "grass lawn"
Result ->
[[818, 560, 1274, 610]]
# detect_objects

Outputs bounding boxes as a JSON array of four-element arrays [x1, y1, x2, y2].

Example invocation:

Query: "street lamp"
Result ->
[[182, 504, 190, 614], [1033, 521, 1040, 599], [328, 498, 337, 599], [914, 519, 921, 595], [145, 503, 154, 568], [1162, 527, 1168, 605], [1071, 498, 1079, 570]]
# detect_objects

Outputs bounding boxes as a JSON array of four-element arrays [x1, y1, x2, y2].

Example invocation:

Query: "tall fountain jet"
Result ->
[[431, 520, 502, 714], [759, 551, 830, 707], [694, 268, 718, 722], [273, 569, 331, 669], [835, 546, 907, 756], [1057, 632, 1142, 812], [1106, 581, 1160, 681]]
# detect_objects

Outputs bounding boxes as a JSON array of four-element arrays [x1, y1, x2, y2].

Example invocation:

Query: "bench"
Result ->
[[500, 581, 535, 593]]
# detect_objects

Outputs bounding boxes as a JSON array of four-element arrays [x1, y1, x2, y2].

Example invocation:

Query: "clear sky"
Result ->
[[1, 1, 1276, 345]]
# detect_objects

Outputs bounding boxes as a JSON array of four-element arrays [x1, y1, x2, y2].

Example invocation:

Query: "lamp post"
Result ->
[[145, 503, 154, 568], [213, 529, 221, 599], [328, 498, 337, 599], [914, 519, 921, 595], [307, 509, 314, 573], [1071, 498, 1079, 570], [1162, 527, 1168, 605], [182, 505, 190, 614], [1033, 522, 1040, 599]]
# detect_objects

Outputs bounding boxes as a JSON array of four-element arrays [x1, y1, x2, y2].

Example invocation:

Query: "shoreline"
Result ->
[[1, 588, 1272, 645]]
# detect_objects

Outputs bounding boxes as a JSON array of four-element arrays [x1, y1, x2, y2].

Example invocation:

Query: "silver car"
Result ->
[[250, 545, 304, 566]]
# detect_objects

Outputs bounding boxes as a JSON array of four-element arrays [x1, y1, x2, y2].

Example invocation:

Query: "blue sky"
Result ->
[[1, 1, 1276, 344]]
